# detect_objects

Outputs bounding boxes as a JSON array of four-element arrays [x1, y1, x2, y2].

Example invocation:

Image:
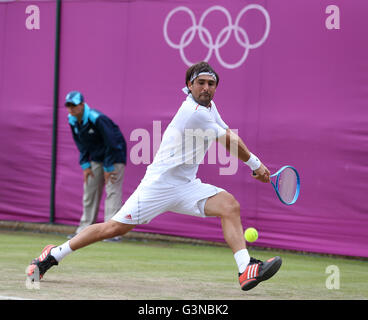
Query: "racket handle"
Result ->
[[252, 171, 256, 176]]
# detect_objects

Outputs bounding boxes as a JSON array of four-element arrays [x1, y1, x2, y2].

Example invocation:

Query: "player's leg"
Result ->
[[204, 191, 252, 277], [26, 181, 166, 282], [204, 191, 245, 254], [204, 191, 282, 291], [26, 220, 135, 282], [69, 220, 134, 250]]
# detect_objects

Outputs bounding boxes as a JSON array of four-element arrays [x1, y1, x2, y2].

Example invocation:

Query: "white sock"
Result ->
[[234, 249, 250, 274], [50, 240, 73, 262]]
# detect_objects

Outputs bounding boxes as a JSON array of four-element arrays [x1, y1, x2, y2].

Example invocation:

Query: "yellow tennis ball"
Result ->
[[244, 227, 258, 242]]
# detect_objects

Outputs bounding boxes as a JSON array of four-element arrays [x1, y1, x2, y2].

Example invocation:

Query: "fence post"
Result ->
[[50, 0, 62, 224]]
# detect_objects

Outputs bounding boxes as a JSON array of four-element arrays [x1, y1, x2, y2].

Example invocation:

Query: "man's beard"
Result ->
[[196, 93, 212, 107]]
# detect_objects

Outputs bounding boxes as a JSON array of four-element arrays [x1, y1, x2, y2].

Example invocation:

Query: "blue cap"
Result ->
[[65, 91, 84, 106]]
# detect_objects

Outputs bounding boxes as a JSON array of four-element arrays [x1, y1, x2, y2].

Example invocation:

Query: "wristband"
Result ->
[[244, 153, 261, 171]]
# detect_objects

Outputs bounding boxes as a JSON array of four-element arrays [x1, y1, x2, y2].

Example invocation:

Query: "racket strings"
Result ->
[[277, 168, 297, 203]]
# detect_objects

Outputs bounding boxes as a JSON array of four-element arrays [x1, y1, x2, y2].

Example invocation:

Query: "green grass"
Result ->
[[0, 230, 367, 300]]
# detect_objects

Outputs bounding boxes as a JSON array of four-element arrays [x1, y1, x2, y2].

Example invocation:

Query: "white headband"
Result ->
[[182, 71, 217, 94], [190, 71, 217, 83]]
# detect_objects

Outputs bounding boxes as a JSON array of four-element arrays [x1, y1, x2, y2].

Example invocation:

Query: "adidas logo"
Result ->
[[88, 128, 95, 134]]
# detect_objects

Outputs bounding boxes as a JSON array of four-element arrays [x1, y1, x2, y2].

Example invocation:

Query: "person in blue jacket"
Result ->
[[65, 91, 127, 241]]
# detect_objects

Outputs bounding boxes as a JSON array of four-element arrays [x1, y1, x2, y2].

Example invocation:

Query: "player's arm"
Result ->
[[217, 129, 270, 183]]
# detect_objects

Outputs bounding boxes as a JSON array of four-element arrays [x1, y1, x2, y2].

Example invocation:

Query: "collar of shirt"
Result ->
[[68, 103, 91, 126]]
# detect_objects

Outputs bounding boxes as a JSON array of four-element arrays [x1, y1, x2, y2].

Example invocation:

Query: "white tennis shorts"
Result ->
[[112, 178, 226, 225]]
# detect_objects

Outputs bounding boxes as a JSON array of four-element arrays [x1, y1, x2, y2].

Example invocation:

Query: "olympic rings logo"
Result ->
[[163, 5, 271, 69]]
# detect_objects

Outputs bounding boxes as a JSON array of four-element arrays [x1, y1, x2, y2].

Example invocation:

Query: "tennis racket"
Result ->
[[253, 165, 300, 205]]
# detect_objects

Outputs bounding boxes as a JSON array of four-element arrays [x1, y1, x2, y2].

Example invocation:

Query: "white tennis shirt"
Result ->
[[141, 94, 228, 186]]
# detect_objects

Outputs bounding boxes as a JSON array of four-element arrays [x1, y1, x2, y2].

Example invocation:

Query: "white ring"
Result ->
[[163, 5, 271, 69], [179, 25, 213, 67], [234, 4, 271, 50], [163, 6, 197, 49]]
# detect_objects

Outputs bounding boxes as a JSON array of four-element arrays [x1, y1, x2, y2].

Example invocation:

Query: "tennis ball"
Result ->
[[244, 227, 258, 242]]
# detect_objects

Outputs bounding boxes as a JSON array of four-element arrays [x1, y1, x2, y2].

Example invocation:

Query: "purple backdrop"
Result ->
[[0, 0, 367, 257]]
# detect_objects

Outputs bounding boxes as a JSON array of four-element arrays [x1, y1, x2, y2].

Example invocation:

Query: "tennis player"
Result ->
[[27, 61, 282, 291]]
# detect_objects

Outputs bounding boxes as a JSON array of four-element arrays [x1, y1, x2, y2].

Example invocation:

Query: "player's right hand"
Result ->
[[252, 164, 270, 183]]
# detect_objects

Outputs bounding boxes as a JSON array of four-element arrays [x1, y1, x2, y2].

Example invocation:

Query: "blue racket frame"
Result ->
[[270, 165, 300, 205]]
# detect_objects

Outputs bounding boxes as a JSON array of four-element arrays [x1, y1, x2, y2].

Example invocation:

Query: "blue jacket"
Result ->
[[68, 103, 127, 172]]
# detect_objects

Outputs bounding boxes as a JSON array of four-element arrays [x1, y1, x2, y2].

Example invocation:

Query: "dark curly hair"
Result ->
[[185, 61, 219, 93]]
